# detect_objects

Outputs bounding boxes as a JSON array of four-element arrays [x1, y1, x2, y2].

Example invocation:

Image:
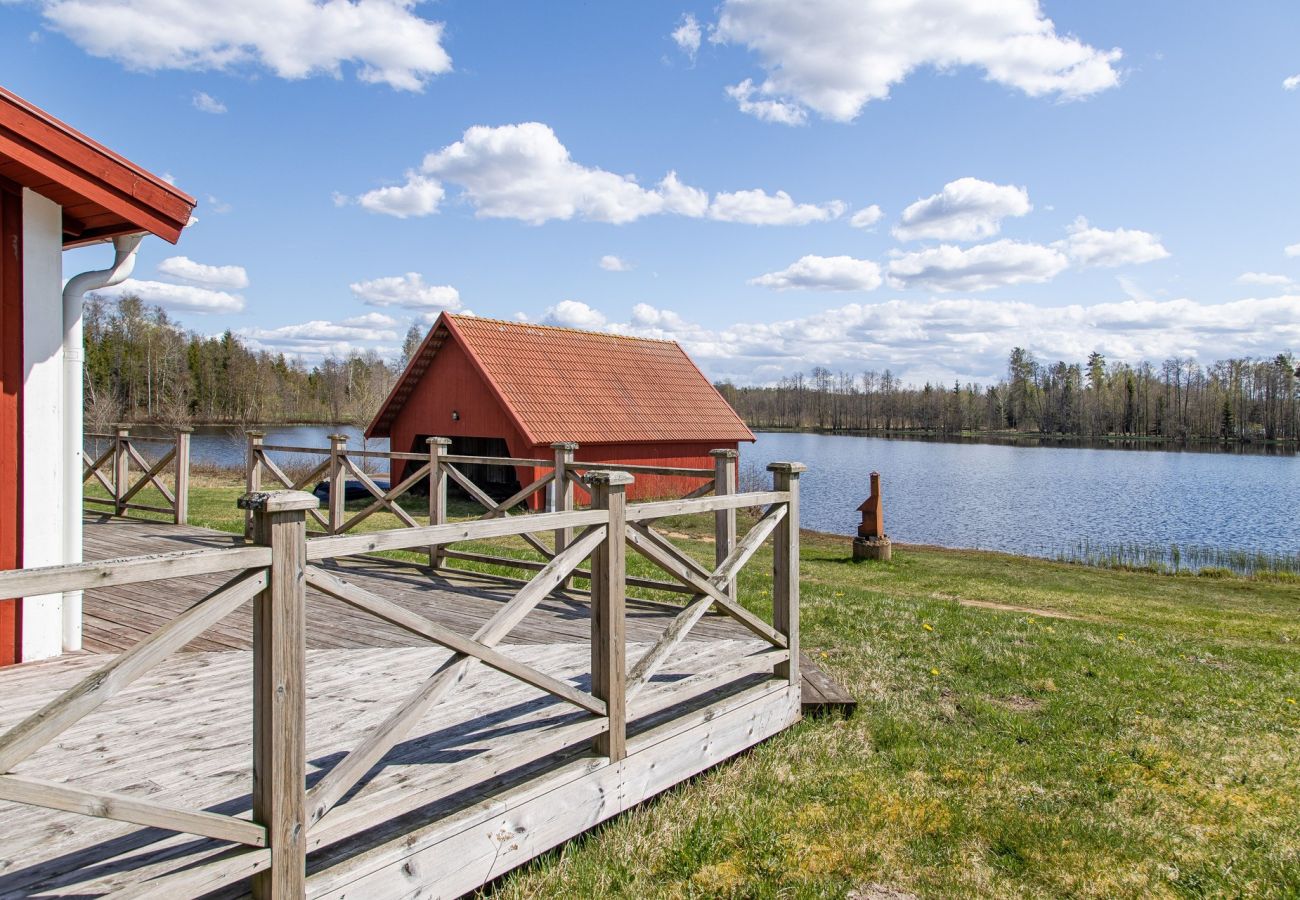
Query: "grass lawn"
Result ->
[[88, 479, 1300, 898]]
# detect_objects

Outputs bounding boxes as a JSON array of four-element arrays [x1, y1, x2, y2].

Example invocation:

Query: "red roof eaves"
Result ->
[[0, 86, 196, 244]]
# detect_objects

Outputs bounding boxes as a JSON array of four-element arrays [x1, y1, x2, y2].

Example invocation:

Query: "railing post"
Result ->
[[768, 462, 805, 685], [552, 442, 577, 582], [173, 427, 191, 525], [239, 489, 315, 900], [113, 426, 130, 517], [244, 431, 264, 540], [586, 470, 632, 762], [327, 433, 349, 535], [427, 437, 451, 569], [710, 449, 739, 599]]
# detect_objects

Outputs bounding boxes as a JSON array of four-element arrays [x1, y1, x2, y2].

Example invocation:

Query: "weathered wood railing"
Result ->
[[243, 437, 736, 591], [84, 426, 192, 524], [0, 460, 802, 898]]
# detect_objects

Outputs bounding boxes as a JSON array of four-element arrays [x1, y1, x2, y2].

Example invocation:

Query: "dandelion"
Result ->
[[1117, 633, 1126, 641], [1288, 698, 1297, 705], [930, 668, 940, 676], [833, 591, 844, 598], [922, 623, 934, 632]]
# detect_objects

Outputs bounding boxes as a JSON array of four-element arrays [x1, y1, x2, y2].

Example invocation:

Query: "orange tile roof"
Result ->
[[368, 313, 754, 445]]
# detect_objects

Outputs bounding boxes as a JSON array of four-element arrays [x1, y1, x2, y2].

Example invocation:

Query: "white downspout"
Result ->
[[61, 232, 144, 651]]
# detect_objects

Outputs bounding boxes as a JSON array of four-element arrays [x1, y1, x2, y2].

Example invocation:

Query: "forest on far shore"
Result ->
[[717, 348, 1300, 443], [87, 294, 1298, 444]]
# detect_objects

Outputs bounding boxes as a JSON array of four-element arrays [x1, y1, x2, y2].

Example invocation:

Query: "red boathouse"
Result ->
[[366, 313, 755, 502]]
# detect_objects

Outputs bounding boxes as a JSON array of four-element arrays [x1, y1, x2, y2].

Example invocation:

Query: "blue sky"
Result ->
[[3, 0, 1299, 385]]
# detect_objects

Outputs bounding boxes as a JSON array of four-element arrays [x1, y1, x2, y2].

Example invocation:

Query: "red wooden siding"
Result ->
[[0, 179, 22, 665], [386, 337, 532, 484], [514, 440, 741, 508]]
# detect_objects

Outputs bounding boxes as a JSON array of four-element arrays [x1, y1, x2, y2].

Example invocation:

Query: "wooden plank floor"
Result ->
[[0, 639, 779, 898], [80, 514, 753, 653], [0, 515, 820, 897]]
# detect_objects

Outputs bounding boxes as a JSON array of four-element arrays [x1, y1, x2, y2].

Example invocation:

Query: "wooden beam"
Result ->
[[768, 462, 806, 684], [427, 437, 450, 568], [305, 566, 605, 716], [306, 526, 608, 828], [442, 463, 555, 558], [586, 471, 630, 762], [337, 457, 427, 533], [624, 491, 789, 523], [624, 524, 787, 648], [0, 544, 271, 598], [119, 444, 177, 508], [625, 504, 787, 693], [244, 491, 315, 899], [304, 508, 605, 561], [0, 773, 266, 847], [0, 568, 268, 773], [477, 470, 554, 520], [258, 450, 330, 532]]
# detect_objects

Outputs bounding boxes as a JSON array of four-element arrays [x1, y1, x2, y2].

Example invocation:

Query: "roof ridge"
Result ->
[[448, 313, 678, 345]]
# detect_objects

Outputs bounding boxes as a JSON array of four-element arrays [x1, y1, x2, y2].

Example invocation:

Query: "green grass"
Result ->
[[88, 481, 1300, 898]]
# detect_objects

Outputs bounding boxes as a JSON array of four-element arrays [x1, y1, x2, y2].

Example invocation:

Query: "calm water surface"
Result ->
[[746, 432, 1300, 558], [112, 425, 1300, 559]]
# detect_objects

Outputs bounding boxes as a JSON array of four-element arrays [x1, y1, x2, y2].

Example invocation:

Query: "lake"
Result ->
[[107, 425, 1300, 562]]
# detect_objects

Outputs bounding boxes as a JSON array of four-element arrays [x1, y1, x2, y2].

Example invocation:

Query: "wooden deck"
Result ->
[[0, 514, 804, 897], [80, 515, 754, 653]]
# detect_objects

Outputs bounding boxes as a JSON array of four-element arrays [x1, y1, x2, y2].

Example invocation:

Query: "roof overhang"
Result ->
[[0, 86, 196, 247]]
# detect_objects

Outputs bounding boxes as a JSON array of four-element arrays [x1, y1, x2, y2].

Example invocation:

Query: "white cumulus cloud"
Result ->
[[599, 255, 632, 272], [1286, 243, 1300, 258], [39, 0, 451, 91], [552, 294, 1300, 387], [849, 204, 884, 229], [191, 90, 226, 114], [709, 189, 844, 225], [94, 278, 244, 313], [1284, 74, 1300, 91], [1054, 217, 1169, 268], [541, 300, 607, 330], [353, 122, 843, 225], [671, 13, 702, 59], [242, 318, 398, 343], [894, 178, 1031, 242], [887, 240, 1068, 292], [349, 272, 461, 310], [750, 255, 882, 292], [156, 255, 248, 289], [357, 174, 444, 218], [724, 78, 808, 125], [710, 0, 1121, 124]]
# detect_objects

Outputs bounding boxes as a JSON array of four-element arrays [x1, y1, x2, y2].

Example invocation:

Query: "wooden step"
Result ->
[[799, 652, 856, 716]]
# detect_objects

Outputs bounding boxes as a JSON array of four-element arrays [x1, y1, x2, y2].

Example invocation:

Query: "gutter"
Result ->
[[61, 232, 144, 651]]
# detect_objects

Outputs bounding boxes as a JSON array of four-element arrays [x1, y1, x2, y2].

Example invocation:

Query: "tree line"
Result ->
[[82, 294, 419, 432], [715, 348, 1300, 443], [85, 295, 1298, 444]]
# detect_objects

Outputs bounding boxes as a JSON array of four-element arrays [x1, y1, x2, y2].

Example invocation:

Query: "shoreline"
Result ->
[[103, 420, 1299, 454], [750, 425, 1298, 452]]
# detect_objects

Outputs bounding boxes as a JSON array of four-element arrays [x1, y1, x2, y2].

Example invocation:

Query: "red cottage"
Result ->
[[366, 313, 755, 502]]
